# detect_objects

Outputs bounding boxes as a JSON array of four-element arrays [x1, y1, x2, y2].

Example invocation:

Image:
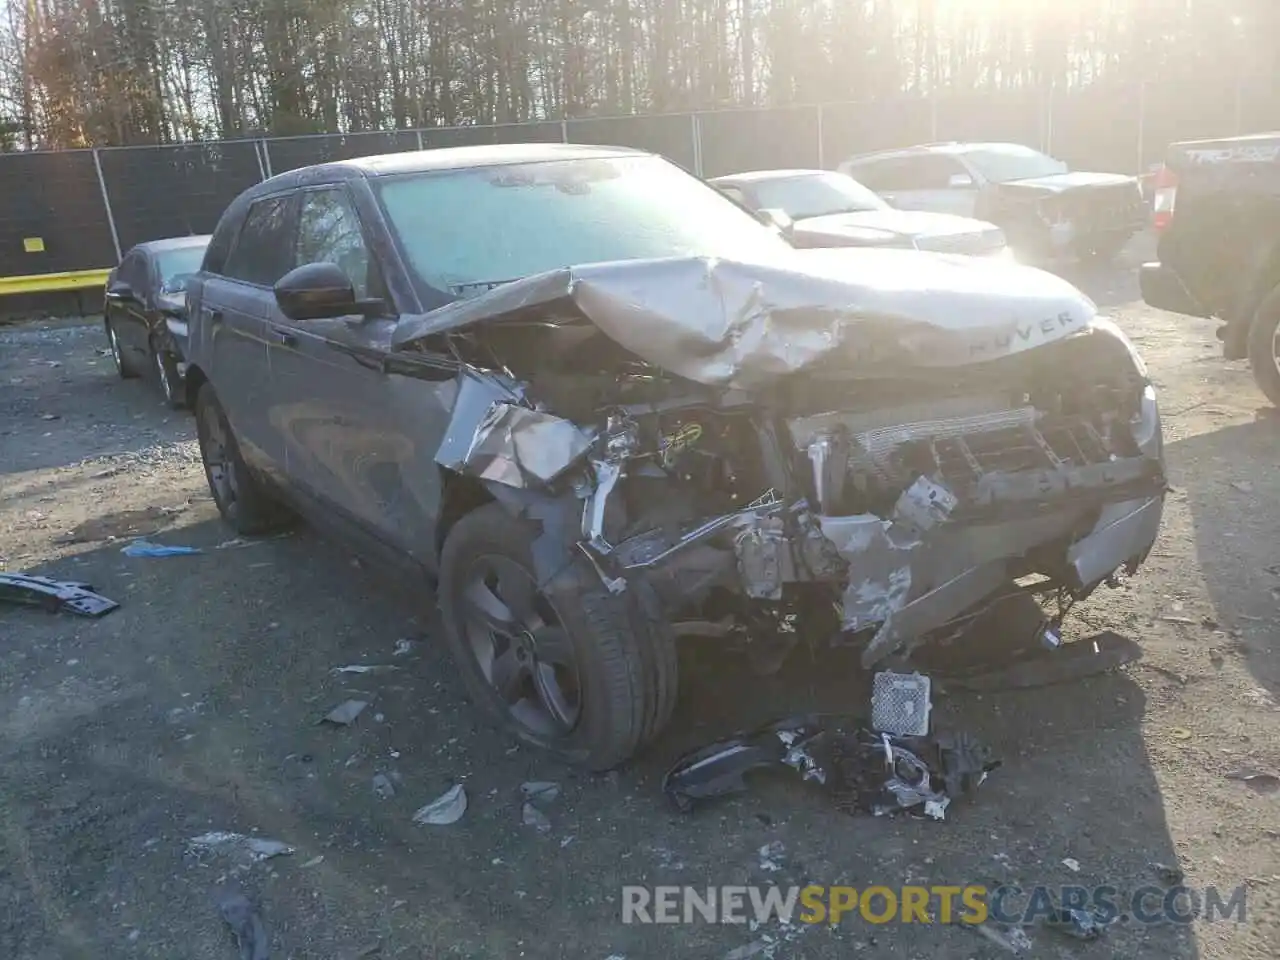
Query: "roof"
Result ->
[[709, 169, 826, 184], [134, 234, 211, 254], [843, 141, 1027, 164], [291, 142, 649, 180]]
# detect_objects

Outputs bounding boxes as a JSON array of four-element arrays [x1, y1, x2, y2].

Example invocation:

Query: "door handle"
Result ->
[[203, 307, 223, 326], [268, 326, 298, 347]]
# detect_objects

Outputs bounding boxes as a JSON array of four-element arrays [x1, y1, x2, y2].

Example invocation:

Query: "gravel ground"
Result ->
[[1, 245, 1278, 960]]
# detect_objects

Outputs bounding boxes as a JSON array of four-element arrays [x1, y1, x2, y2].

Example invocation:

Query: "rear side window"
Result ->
[[222, 196, 293, 286]]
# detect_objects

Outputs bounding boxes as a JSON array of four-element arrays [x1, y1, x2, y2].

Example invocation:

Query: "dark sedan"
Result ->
[[184, 144, 1164, 770], [104, 235, 210, 407]]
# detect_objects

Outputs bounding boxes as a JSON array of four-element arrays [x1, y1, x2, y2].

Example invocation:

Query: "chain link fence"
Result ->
[[1, 80, 1274, 279]]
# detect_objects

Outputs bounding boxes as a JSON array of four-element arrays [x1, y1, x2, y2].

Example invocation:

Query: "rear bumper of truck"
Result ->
[[1139, 262, 1211, 319]]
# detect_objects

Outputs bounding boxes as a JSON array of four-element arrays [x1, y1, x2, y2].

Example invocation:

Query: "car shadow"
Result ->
[[0, 513, 1202, 958], [1164, 416, 1280, 697]]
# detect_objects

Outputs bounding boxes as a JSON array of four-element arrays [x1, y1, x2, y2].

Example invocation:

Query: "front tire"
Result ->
[[194, 383, 292, 535], [439, 502, 677, 770], [1247, 284, 1280, 408]]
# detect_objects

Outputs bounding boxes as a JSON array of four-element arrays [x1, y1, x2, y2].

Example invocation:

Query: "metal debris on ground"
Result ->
[[662, 715, 998, 820], [413, 784, 467, 825], [870, 671, 931, 736], [321, 700, 369, 726], [0, 573, 119, 617], [186, 832, 295, 865], [121, 538, 202, 557], [331, 664, 399, 675], [218, 891, 270, 960]]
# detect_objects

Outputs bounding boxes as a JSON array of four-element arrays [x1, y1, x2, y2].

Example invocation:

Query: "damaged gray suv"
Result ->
[[185, 144, 1166, 770]]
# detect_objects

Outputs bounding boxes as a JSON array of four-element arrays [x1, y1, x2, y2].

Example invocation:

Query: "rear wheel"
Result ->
[[149, 335, 184, 409], [105, 317, 138, 379], [439, 502, 677, 770], [195, 383, 292, 534], [1247, 284, 1280, 408]]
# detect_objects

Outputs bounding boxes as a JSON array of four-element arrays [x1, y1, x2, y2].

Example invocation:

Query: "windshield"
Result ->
[[156, 246, 207, 291], [961, 145, 1069, 183], [374, 155, 792, 296], [747, 172, 888, 219]]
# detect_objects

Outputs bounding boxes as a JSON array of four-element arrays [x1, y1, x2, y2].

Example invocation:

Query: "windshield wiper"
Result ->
[[449, 278, 520, 296]]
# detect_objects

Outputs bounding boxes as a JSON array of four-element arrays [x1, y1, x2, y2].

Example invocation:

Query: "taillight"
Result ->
[[1151, 165, 1178, 232]]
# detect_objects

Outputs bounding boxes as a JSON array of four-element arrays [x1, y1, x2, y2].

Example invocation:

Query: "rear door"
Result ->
[[265, 184, 449, 560], [198, 194, 296, 475]]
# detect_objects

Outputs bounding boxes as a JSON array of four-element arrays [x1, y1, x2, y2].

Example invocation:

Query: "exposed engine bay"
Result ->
[[404, 253, 1167, 668]]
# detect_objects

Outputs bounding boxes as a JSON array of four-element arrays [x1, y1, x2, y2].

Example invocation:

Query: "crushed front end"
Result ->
[[567, 318, 1164, 667], [410, 253, 1165, 671]]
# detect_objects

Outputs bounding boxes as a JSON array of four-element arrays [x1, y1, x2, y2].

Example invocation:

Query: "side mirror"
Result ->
[[273, 262, 384, 322], [756, 207, 794, 235], [949, 173, 975, 188], [105, 280, 136, 303]]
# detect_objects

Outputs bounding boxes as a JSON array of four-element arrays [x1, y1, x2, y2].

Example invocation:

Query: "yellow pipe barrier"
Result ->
[[0, 269, 111, 297]]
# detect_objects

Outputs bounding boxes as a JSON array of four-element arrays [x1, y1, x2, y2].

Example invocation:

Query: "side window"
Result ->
[[223, 196, 293, 286], [118, 251, 145, 289], [855, 156, 964, 192], [295, 188, 373, 300], [716, 184, 750, 207]]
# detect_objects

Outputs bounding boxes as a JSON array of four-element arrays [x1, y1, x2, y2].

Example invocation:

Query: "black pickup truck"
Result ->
[[1140, 133, 1280, 405]]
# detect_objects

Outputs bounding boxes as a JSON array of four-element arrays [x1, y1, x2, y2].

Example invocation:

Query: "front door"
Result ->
[[265, 185, 452, 562]]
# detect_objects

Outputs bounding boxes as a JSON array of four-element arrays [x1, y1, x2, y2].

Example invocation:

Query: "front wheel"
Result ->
[[195, 383, 293, 535], [1247, 284, 1280, 407], [439, 502, 677, 770]]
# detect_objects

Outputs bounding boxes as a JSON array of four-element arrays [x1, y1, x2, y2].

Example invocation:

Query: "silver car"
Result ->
[[839, 142, 1147, 262]]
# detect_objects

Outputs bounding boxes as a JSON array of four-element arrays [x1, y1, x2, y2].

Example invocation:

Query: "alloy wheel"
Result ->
[[108, 325, 123, 373], [154, 348, 173, 402], [459, 554, 582, 737]]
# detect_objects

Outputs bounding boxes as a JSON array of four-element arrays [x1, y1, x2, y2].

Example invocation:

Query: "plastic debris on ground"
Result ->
[[392, 639, 415, 657], [662, 714, 998, 821], [1047, 905, 1109, 941], [521, 801, 553, 833], [1062, 857, 1081, 872], [413, 784, 467, 825], [320, 700, 369, 726], [520, 780, 560, 833], [120, 538, 203, 557], [938, 630, 1141, 693], [218, 892, 270, 960], [186, 832, 295, 866], [372, 773, 396, 800], [0, 573, 119, 617]]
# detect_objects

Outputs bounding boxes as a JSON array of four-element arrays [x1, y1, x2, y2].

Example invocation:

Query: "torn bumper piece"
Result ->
[[0, 573, 120, 617], [662, 715, 998, 820]]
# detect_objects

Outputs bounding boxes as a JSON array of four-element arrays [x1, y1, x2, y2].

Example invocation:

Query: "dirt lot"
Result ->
[[2, 245, 1279, 960]]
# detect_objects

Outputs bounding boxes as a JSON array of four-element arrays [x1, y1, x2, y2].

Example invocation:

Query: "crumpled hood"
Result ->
[[798, 209, 995, 241], [996, 171, 1138, 195], [391, 249, 1097, 390]]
